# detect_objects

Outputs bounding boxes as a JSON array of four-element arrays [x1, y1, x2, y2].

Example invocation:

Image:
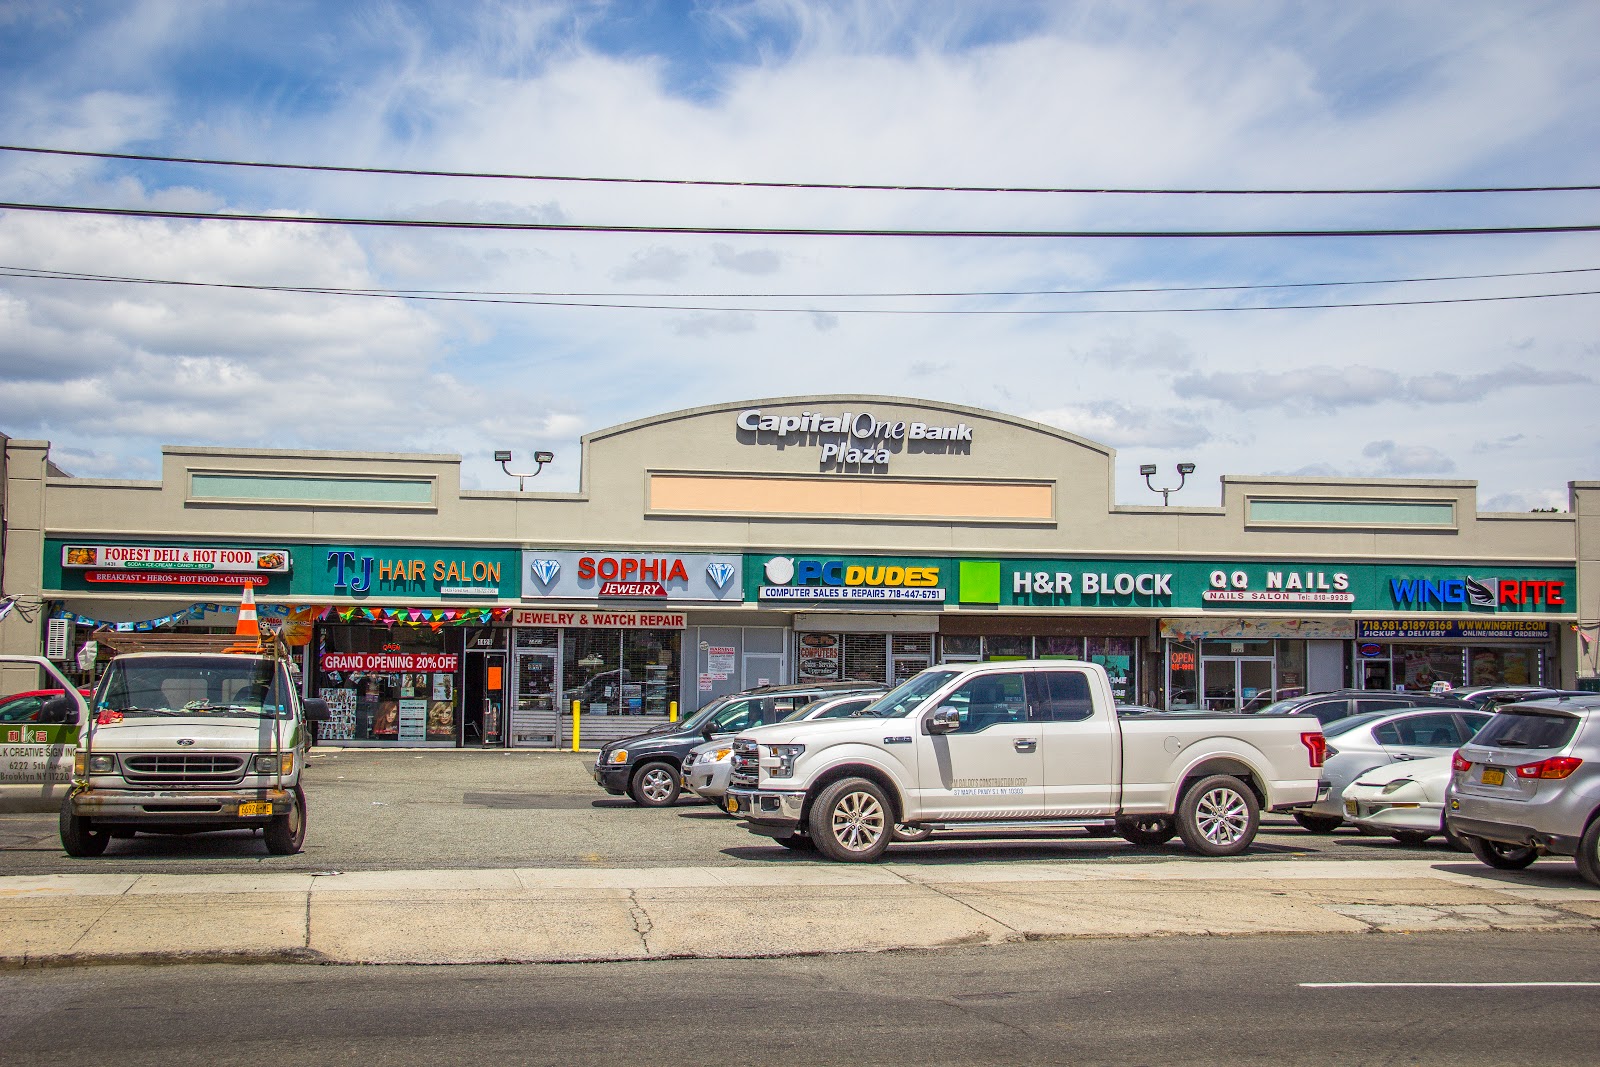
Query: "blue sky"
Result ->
[[0, 0, 1597, 509]]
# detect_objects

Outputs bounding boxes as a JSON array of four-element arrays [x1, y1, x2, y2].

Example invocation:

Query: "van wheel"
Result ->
[[629, 761, 680, 807], [1117, 816, 1176, 847], [1176, 775, 1259, 857], [809, 778, 892, 862], [60, 801, 110, 857], [1465, 835, 1538, 870], [1577, 818, 1600, 888], [264, 786, 307, 855]]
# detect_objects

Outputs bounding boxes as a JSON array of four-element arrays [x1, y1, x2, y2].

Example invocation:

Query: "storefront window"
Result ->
[[1168, 641, 1199, 710], [624, 630, 681, 716], [1468, 647, 1541, 687], [940, 635, 982, 661], [563, 629, 622, 714], [842, 633, 888, 683], [314, 624, 460, 744], [1395, 645, 1465, 692], [1088, 636, 1135, 703], [1275, 641, 1307, 699], [985, 635, 1033, 661], [1039, 636, 1085, 659], [890, 634, 934, 684]]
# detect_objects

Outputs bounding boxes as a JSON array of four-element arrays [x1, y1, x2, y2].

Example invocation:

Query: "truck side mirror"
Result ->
[[40, 695, 80, 724], [927, 706, 961, 734], [302, 697, 331, 723]]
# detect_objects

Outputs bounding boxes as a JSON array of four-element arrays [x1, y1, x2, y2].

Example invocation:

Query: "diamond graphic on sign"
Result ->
[[706, 562, 735, 589], [529, 559, 561, 585]]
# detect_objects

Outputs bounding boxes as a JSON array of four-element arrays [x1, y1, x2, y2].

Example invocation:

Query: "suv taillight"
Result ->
[[1452, 751, 1472, 773], [1515, 756, 1583, 780], [1301, 732, 1326, 768]]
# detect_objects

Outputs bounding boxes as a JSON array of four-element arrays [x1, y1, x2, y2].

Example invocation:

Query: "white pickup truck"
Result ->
[[725, 660, 1325, 862]]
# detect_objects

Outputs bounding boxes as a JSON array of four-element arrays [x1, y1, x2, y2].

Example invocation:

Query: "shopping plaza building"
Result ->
[[3, 394, 1597, 748]]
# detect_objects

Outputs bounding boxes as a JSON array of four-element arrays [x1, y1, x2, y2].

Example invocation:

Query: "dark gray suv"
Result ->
[[1446, 694, 1600, 886]]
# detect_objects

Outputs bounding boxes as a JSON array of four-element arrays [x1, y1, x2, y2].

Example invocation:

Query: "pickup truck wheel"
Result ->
[[776, 832, 815, 851], [809, 778, 892, 862], [629, 761, 680, 807], [60, 801, 110, 857], [1293, 812, 1343, 833], [1576, 818, 1600, 888], [1177, 775, 1259, 857], [263, 785, 308, 855], [892, 823, 933, 843], [1465, 835, 1538, 870], [1116, 816, 1176, 847]]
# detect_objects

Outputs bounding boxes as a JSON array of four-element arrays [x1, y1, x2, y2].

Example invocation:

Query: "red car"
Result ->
[[0, 688, 95, 723]]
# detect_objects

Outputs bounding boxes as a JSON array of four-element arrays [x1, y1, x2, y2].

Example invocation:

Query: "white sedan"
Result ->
[[1341, 755, 1467, 849]]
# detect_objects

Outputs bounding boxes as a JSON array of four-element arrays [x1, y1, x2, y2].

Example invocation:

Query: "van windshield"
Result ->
[[865, 670, 959, 719], [96, 657, 291, 719]]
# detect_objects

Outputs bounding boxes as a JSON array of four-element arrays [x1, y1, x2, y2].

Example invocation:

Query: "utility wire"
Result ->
[[2, 200, 1599, 238], [3, 144, 1599, 196], [4, 262, 1599, 300], [3, 264, 1596, 314]]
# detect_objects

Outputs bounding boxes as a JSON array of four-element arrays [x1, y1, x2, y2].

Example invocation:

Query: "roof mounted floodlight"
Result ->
[[496, 449, 554, 492], [1140, 462, 1195, 506]]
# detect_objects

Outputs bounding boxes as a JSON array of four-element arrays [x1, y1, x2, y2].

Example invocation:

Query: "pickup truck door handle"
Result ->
[[1013, 738, 1038, 753]]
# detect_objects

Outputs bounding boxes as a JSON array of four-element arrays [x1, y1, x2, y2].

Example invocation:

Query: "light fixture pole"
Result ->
[[494, 449, 554, 492], [1139, 462, 1196, 506]]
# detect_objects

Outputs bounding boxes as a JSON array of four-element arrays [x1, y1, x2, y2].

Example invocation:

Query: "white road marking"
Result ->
[[1301, 982, 1600, 989]]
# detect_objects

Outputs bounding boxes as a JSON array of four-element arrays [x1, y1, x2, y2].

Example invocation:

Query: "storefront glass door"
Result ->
[[1200, 657, 1276, 711], [511, 629, 561, 747]]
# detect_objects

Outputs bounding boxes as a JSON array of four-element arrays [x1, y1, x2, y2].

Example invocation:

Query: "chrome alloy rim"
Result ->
[[1195, 787, 1250, 846], [831, 790, 886, 851], [640, 768, 675, 802]]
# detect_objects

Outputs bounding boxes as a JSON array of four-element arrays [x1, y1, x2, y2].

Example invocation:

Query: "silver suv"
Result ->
[[1446, 694, 1600, 886]]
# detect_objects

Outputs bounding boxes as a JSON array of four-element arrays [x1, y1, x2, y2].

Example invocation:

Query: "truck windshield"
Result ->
[[864, 670, 959, 719], [95, 656, 291, 719]]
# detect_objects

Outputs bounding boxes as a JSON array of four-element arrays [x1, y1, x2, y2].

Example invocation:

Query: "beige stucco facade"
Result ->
[[2, 396, 1589, 742]]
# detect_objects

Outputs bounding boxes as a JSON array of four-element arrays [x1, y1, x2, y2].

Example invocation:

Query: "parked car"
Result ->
[[727, 661, 1325, 862], [1251, 689, 1467, 726], [592, 680, 886, 807], [1239, 687, 1305, 714], [1340, 755, 1469, 849], [682, 692, 882, 809], [1451, 686, 1588, 711], [1292, 705, 1493, 832], [1447, 693, 1600, 884]]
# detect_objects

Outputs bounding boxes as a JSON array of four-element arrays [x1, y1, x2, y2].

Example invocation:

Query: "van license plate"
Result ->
[[238, 801, 272, 817], [1481, 768, 1505, 787], [726, 796, 740, 814]]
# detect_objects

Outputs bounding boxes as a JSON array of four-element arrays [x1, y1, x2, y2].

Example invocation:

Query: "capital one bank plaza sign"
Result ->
[[736, 407, 973, 470]]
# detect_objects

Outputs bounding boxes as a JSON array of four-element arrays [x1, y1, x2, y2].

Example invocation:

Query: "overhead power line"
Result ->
[[3, 144, 1598, 196], [3, 264, 1597, 315], [2, 200, 1599, 238], [4, 263, 1599, 300]]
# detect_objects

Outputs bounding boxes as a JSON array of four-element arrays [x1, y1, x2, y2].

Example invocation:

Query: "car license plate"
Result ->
[[1345, 799, 1358, 816], [238, 801, 272, 817], [1482, 767, 1506, 787], [726, 796, 740, 814]]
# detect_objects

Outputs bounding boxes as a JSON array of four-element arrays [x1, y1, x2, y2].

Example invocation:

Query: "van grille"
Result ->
[[122, 753, 247, 786], [730, 739, 760, 788]]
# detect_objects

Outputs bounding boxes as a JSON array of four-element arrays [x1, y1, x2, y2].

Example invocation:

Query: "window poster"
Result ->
[[320, 687, 357, 741], [398, 698, 428, 741]]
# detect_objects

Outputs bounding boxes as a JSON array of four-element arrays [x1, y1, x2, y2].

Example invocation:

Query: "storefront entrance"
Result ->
[[1200, 648, 1276, 711], [461, 649, 508, 747], [511, 629, 561, 747]]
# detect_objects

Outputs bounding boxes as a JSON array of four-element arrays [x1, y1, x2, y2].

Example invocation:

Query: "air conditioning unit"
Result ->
[[46, 618, 74, 661]]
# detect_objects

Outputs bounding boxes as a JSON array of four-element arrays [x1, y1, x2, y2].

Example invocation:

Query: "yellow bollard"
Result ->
[[571, 699, 581, 752], [669, 700, 678, 724]]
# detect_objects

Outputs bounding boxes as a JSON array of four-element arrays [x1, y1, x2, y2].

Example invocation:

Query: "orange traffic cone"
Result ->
[[236, 583, 261, 638]]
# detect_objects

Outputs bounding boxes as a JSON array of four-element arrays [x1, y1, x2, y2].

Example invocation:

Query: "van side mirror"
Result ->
[[302, 697, 331, 723], [928, 706, 960, 734], [40, 695, 80, 724]]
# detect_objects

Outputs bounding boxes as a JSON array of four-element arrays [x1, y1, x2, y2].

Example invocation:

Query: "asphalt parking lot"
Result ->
[[0, 748, 1481, 875]]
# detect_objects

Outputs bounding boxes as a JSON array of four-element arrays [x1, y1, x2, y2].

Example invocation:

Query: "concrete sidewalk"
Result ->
[[4, 857, 1599, 968]]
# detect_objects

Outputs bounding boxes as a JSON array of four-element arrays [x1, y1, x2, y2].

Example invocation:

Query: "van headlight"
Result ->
[[77, 752, 117, 774], [252, 753, 294, 775], [768, 744, 805, 778]]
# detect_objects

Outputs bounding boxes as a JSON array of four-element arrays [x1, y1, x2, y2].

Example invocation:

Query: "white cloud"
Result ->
[[1361, 439, 1456, 476]]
